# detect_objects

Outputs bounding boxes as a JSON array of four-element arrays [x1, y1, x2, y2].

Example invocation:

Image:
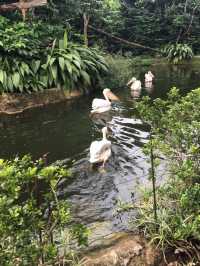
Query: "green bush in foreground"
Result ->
[[0, 155, 88, 265], [135, 88, 200, 261]]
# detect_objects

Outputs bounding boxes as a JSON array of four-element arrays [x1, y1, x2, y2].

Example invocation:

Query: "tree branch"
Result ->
[[88, 25, 163, 54]]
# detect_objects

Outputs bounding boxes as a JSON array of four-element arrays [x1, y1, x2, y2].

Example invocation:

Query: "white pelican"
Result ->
[[127, 77, 142, 91], [145, 71, 154, 82], [91, 88, 119, 114], [89, 127, 111, 167]]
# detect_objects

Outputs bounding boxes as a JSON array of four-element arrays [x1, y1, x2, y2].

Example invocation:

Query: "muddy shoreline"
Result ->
[[81, 232, 196, 266], [0, 88, 83, 115]]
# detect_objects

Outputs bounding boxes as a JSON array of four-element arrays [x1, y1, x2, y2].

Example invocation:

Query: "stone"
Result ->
[[82, 233, 159, 266]]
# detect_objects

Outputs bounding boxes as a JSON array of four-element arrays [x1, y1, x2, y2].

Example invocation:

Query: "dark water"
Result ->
[[0, 63, 200, 240]]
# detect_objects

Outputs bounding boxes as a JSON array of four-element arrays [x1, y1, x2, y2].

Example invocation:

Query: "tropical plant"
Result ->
[[0, 155, 88, 265], [0, 30, 108, 93], [0, 16, 44, 58], [43, 31, 108, 91], [162, 43, 194, 64], [134, 88, 200, 263]]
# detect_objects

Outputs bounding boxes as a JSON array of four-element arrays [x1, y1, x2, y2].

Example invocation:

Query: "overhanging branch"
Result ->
[[88, 25, 163, 54]]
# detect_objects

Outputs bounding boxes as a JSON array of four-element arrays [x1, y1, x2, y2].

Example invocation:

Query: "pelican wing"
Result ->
[[91, 98, 111, 114], [92, 99, 111, 109]]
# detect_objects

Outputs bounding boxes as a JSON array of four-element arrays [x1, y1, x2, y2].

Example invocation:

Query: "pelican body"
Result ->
[[127, 77, 142, 91], [145, 71, 154, 82], [89, 127, 111, 167], [91, 88, 119, 114]]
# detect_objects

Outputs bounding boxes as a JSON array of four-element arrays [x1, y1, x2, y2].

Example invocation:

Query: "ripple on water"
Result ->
[[58, 112, 158, 242]]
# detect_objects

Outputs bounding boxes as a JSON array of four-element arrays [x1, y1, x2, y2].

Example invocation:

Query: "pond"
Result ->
[[0, 62, 200, 245]]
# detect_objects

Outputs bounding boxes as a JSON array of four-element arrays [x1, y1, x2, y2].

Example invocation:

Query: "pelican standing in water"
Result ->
[[127, 77, 142, 91], [89, 127, 111, 168], [145, 71, 154, 93], [91, 88, 119, 114], [145, 71, 154, 83]]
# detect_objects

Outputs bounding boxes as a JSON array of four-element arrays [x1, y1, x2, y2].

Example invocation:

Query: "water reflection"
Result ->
[[144, 81, 154, 94]]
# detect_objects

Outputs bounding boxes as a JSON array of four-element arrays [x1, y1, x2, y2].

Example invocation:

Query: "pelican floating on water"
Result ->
[[127, 77, 142, 91], [145, 71, 154, 83], [89, 127, 111, 167], [91, 88, 119, 114]]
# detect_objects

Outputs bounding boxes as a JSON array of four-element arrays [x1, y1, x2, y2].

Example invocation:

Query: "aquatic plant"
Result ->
[[0, 155, 89, 265], [134, 88, 200, 263], [162, 43, 194, 64]]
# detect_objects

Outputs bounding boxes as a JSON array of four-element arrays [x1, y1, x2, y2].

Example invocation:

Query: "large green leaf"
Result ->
[[32, 60, 41, 74], [7, 76, 14, 92], [12, 72, 20, 88], [65, 61, 72, 74], [80, 70, 91, 85], [0, 70, 4, 84], [51, 64, 57, 81], [59, 57, 65, 71]]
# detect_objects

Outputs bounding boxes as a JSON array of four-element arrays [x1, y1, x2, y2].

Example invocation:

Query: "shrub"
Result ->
[[0, 27, 108, 93], [134, 88, 200, 262], [0, 155, 88, 265], [162, 43, 194, 64]]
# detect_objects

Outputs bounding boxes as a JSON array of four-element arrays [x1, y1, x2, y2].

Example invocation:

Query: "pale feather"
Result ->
[[91, 99, 111, 113], [89, 139, 111, 163], [131, 80, 141, 90]]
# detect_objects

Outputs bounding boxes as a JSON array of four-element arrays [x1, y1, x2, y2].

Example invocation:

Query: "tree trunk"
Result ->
[[83, 13, 90, 47]]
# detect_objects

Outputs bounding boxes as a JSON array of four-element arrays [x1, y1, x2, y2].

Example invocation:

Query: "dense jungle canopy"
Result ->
[[1, 0, 200, 54]]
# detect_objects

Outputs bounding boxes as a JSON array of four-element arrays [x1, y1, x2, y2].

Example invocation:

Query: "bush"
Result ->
[[134, 88, 200, 262], [101, 54, 152, 89], [0, 20, 108, 93], [0, 155, 88, 265], [162, 43, 194, 64]]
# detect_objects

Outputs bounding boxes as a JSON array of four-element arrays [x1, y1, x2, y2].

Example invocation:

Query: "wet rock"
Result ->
[[82, 233, 159, 266]]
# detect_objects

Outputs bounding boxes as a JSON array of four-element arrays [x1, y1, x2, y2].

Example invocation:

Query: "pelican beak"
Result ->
[[107, 91, 119, 101]]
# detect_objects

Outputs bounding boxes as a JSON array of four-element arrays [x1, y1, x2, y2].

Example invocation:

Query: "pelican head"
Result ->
[[103, 88, 119, 101], [131, 77, 137, 83], [103, 88, 111, 94]]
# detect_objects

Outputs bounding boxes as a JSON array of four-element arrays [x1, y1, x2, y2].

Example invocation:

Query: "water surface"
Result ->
[[0, 63, 200, 242]]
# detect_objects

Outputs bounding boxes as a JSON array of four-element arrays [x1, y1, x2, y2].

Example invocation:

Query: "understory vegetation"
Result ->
[[0, 155, 88, 265], [0, 0, 200, 94], [135, 88, 200, 263], [0, 16, 108, 93], [162, 43, 194, 64]]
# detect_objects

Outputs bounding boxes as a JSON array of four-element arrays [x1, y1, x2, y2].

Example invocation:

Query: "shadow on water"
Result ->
[[0, 63, 200, 242]]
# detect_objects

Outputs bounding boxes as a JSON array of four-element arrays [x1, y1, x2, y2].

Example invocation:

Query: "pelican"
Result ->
[[127, 77, 142, 91], [145, 71, 154, 83], [89, 127, 111, 167], [91, 88, 119, 114]]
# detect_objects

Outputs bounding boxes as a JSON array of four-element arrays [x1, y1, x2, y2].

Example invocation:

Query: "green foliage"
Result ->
[[44, 33, 108, 91], [162, 44, 194, 64], [0, 23, 108, 93], [101, 55, 134, 88], [0, 155, 88, 265], [0, 16, 46, 58], [135, 88, 200, 260], [101, 54, 154, 89]]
